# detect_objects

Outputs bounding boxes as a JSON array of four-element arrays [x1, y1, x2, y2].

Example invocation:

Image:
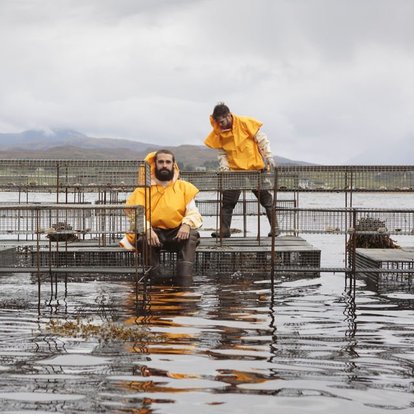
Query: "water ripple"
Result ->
[[0, 271, 414, 412]]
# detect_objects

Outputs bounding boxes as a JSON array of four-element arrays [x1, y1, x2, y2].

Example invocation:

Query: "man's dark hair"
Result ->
[[212, 102, 230, 120], [154, 149, 175, 163]]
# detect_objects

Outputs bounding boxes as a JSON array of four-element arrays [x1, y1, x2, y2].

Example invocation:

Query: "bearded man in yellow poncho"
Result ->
[[204, 102, 279, 238], [120, 149, 202, 281]]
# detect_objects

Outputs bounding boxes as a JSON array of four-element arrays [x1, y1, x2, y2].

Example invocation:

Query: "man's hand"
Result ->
[[265, 157, 276, 171], [175, 223, 190, 240], [147, 228, 161, 247]]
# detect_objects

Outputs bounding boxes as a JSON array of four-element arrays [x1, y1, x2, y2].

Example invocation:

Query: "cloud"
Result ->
[[0, 0, 413, 164]]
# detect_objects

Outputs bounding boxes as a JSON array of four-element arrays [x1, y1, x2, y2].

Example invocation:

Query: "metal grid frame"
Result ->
[[0, 161, 413, 279], [0, 204, 145, 275], [196, 198, 296, 216], [0, 203, 412, 276], [1, 161, 413, 192], [183, 166, 414, 192], [276, 207, 414, 235], [0, 160, 150, 190], [0, 204, 144, 243], [355, 248, 414, 286], [273, 165, 414, 192]]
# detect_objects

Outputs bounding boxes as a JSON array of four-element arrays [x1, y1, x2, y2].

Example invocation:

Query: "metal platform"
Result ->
[[1, 161, 413, 192], [0, 236, 321, 276], [197, 236, 320, 275], [355, 247, 414, 285], [1, 162, 414, 281]]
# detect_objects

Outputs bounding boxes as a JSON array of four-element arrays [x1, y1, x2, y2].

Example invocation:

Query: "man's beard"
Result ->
[[155, 167, 174, 182]]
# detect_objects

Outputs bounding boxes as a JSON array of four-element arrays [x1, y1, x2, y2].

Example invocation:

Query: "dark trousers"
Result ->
[[137, 226, 200, 276], [220, 189, 276, 234]]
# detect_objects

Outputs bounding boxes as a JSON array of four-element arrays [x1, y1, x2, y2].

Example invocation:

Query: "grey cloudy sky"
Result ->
[[0, 0, 413, 164]]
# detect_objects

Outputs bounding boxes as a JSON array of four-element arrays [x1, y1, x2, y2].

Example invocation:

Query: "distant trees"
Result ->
[[202, 160, 219, 170], [177, 160, 218, 171]]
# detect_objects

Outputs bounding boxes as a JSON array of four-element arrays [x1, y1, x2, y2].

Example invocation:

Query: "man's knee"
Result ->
[[222, 190, 241, 208], [254, 190, 273, 208], [188, 229, 200, 245], [180, 230, 199, 262]]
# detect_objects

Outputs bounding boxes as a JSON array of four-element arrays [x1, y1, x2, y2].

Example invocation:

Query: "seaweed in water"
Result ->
[[45, 317, 159, 342]]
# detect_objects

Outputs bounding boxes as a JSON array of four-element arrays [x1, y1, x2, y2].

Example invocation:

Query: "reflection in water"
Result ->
[[0, 271, 414, 413]]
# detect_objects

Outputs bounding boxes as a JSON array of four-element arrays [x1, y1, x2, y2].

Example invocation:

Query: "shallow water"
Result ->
[[1, 270, 414, 413], [1, 192, 414, 413]]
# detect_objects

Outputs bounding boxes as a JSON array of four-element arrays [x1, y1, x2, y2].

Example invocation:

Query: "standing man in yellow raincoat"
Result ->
[[204, 102, 279, 238], [120, 150, 202, 280]]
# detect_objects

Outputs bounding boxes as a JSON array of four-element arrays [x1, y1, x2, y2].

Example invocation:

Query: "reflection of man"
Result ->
[[204, 102, 279, 238], [120, 150, 202, 280]]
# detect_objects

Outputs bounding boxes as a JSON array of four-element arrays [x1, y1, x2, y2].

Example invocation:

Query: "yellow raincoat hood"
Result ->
[[204, 114, 265, 170]]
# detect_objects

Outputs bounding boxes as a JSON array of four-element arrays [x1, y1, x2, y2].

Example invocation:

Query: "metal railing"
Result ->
[[1, 160, 413, 192], [0, 203, 412, 278], [0, 162, 413, 281]]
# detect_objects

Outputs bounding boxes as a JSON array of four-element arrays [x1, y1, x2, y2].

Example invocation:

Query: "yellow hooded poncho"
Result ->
[[120, 152, 202, 251], [127, 152, 199, 229], [204, 114, 265, 170]]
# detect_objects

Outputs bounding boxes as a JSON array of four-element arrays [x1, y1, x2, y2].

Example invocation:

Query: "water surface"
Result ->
[[1, 193, 413, 413], [1, 270, 414, 413]]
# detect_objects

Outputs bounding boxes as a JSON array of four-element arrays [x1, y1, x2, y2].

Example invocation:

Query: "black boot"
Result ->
[[211, 190, 240, 238], [147, 264, 162, 279], [253, 189, 280, 237], [211, 230, 231, 238], [176, 260, 193, 277], [175, 229, 198, 280], [175, 261, 193, 287], [267, 228, 281, 237], [266, 208, 280, 237]]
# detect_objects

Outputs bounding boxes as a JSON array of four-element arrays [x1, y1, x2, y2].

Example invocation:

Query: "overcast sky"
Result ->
[[0, 0, 413, 164]]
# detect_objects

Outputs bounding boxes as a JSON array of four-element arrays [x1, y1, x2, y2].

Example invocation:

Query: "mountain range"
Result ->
[[0, 129, 309, 167]]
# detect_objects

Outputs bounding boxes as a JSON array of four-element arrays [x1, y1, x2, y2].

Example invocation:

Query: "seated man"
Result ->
[[120, 150, 202, 280]]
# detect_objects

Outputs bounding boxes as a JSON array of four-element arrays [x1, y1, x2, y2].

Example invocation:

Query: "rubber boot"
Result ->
[[175, 260, 193, 287], [148, 264, 162, 279], [211, 216, 231, 238], [176, 260, 193, 277], [211, 190, 240, 238], [211, 206, 232, 238], [266, 208, 280, 237], [145, 245, 170, 282]]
